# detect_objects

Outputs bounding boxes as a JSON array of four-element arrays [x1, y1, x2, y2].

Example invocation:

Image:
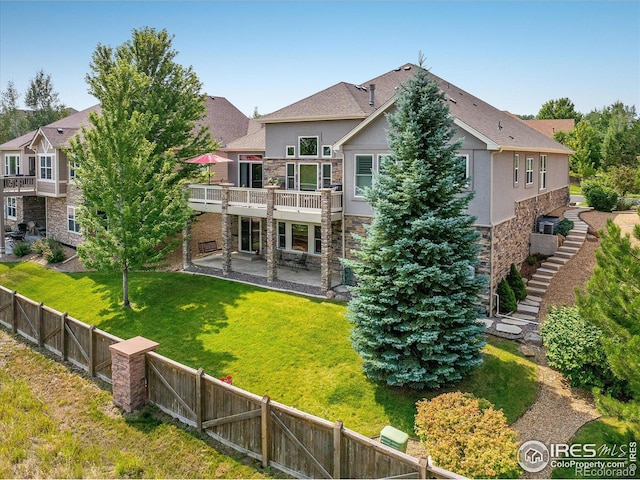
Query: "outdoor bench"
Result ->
[[198, 240, 221, 254]]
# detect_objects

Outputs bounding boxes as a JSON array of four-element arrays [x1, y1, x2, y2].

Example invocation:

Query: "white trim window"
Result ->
[[457, 154, 471, 188], [525, 157, 534, 185], [285, 145, 295, 158], [4, 154, 20, 176], [513, 154, 520, 185], [39, 155, 53, 180], [539, 155, 547, 190], [69, 160, 80, 181], [286, 163, 296, 190], [354, 154, 374, 197], [321, 163, 332, 188], [277, 221, 322, 255], [321, 145, 332, 158], [6, 197, 17, 219], [67, 206, 80, 234], [298, 136, 318, 157]]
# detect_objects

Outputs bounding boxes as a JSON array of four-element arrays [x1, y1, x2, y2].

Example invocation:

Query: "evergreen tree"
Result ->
[[345, 60, 486, 389], [69, 28, 210, 307], [578, 218, 640, 399], [506, 263, 527, 301], [497, 280, 517, 314], [24, 70, 68, 129]]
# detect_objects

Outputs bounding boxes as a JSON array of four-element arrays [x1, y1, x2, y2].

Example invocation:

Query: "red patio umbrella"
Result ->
[[185, 153, 233, 183]]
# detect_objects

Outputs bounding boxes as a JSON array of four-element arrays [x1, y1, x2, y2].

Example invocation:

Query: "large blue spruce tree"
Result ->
[[346, 62, 486, 389]]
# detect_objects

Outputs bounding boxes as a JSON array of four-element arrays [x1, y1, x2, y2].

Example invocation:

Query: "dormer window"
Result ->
[[298, 136, 318, 157]]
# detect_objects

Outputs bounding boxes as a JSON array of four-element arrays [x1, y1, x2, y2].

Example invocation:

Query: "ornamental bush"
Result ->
[[581, 178, 619, 212], [506, 263, 527, 301], [11, 241, 31, 257], [541, 306, 628, 398], [497, 279, 517, 314], [415, 392, 520, 479]]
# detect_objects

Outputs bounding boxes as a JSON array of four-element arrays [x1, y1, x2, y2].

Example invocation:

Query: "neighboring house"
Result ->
[[521, 118, 575, 139], [187, 63, 572, 313], [0, 96, 252, 251]]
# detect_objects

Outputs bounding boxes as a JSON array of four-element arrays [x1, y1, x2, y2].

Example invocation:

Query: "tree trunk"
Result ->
[[122, 269, 130, 308]]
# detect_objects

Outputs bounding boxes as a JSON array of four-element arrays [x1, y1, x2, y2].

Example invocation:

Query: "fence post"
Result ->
[[109, 336, 159, 413], [419, 457, 428, 479], [37, 302, 43, 347], [261, 395, 271, 468], [61, 312, 68, 360], [11, 290, 16, 333], [88, 325, 96, 377], [196, 367, 204, 432], [333, 420, 343, 479]]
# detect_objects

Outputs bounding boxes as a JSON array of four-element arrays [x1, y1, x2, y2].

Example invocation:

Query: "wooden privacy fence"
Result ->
[[0, 284, 464, 479]]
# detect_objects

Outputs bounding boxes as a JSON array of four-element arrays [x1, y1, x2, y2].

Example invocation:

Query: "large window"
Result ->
[[539, 155, 547, 190], [355, 154, 374, 197], [239, 159, 263, 188], [278, 221, 322, 255], [513, 154, 520, 185], [4, 155, 20, 175], [6, 197, 17, 219], [298, 136, 318, 157], [67, 206, 80, 233], [299, 164, 318, 191], [39, 155, 53, 180], [525, 157, 534, 185]]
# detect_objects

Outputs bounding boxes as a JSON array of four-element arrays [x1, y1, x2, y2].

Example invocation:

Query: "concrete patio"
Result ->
[[191, 251, 342, 289]]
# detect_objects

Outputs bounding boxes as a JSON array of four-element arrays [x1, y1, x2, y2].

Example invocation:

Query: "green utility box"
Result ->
[[380, 425, 409, 453]]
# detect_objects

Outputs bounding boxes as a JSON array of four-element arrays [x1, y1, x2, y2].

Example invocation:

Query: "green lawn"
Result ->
[[570, 184, 583, 196], [0, 262, 537, 436]]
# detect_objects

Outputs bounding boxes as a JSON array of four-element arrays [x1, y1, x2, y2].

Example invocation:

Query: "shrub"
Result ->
[[31, 238, 66, 264], [581, 178, 619, 212], [541, 306, 628, 398], [497, 279, 517, 314], [616, 197, 635, 211], [526, 255, 538, 266], [506, 263, 527, 301], [554, 218, 574, 237], [11, 241, 31, 257], [415, 392, 520, 479]]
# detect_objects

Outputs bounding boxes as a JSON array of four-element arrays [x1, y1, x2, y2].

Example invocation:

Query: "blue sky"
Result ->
[[1, 1, 638, 118]]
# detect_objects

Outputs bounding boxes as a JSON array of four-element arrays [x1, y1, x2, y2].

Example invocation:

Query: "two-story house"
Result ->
[[0, 96, 253, 253], [187, 64, 572, 313]]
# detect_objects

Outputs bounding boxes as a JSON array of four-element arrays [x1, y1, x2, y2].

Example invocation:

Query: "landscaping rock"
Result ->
[[519, 345, 538, 357], [524, 331, 543, 346], [325, 290, 336, 299], [495, 323, 522, 335]]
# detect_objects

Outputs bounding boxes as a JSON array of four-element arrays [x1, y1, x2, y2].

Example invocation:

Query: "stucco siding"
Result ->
[[265, 120, 360, 159]]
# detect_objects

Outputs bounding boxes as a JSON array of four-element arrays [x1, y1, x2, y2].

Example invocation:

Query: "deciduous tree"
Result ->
[[536, 97, 581, 121], [0, 81, 28, 144], [24, 70, 68, 129], [345, 58, 486, 389]]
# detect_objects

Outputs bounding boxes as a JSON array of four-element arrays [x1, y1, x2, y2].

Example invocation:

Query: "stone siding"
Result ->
[[263, 158, 343, 189]]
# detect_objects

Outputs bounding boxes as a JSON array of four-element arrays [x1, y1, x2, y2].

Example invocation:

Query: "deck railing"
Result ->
[[1, 176, 36, 195], [188, 185, 343, 213]]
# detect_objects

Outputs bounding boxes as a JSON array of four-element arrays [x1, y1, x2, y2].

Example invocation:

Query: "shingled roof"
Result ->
[[261, 63, 572, 154]]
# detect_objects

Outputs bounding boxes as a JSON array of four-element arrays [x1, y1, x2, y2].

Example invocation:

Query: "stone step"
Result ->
[[572, 223, 589, 230], [536, 268, 557, 276], [517, 303, 540, 314], [541, 262, 562, 271], [565, 235, 585, 242], [525, 295, 543, 303], [521, 297, 541, 306], [554, 251, 575, 259], [476, 318, 494, 329], [563, 241, 583, 248], [526, 285, 547, 296], [528, 279, 550, 289], [501, 317, 529, 326], [547, 256, 570, 265], [532, 273, 554, 282], [558, 245, 580, 253], [496, 323, 523, 335], [513, 312, 538, 322]]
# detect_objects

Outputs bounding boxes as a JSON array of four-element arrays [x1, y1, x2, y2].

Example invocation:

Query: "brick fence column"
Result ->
[[109, 336, 159, 413], [220, 183, 233, 275], [320, 188, 333, 293], [265, 185, 279, 283]]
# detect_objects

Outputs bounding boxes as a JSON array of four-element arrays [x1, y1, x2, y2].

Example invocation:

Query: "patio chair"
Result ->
[[292, 252, 308, 271]]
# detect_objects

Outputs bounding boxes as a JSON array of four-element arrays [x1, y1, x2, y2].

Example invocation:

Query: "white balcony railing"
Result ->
[[1, 176, 37, 195], [188, 184, 343, 214]]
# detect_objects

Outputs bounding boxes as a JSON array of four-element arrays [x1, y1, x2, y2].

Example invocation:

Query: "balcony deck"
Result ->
[[1, 176, 37, 196], [188, 184, 343, 222]]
